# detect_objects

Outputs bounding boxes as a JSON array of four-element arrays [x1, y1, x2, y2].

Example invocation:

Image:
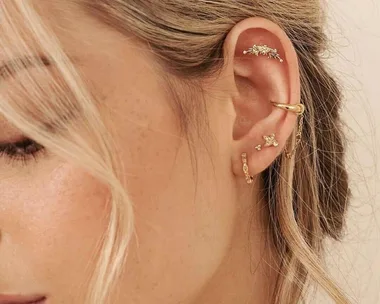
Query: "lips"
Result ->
[[0, 295, 46, 304]]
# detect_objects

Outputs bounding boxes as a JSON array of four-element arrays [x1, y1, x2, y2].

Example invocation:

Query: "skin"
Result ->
[[0, 1, 300, 303]]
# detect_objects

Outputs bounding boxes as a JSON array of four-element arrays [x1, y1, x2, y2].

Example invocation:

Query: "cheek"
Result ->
[[115, 124, 236, 302], [99, 76, 237, 301], [0, 160, 109, 293], [119, 149, 237, 304]]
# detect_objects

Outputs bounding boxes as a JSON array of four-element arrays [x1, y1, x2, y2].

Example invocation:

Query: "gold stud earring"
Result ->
[[264, 134, 279, 147], [243, 44, 284, 63], [271, 101, 305, 158], [241, 152, 254, 184], [255, 133, 279, 152]]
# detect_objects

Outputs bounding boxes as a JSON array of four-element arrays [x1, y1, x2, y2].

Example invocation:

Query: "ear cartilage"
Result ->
[[243, 44, 284, 63]]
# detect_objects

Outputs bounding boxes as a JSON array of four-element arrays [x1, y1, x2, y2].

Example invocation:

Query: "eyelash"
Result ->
[[0, 138, 46, 165]]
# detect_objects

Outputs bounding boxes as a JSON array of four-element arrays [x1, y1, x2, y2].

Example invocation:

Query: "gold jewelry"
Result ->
[[243, 44, 284, 63], [241, 152, 254, 184], [271, 101, 305, 115], [271, 101, 305, 159], [255, 133, 279, 152]]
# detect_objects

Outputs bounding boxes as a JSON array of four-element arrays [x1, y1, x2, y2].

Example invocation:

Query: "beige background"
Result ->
[[314, 1, 380, 303]]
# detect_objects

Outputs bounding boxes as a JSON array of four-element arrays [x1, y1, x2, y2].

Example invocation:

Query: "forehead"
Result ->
[[0, 0, 78, 32], [0, 0, 148, 82], [0, 1, 91, 58], [0, 2, 92, 133], [0, 1, 148, 93]]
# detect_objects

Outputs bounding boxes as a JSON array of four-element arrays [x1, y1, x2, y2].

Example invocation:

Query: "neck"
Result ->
[[194, 181, 280, 304]]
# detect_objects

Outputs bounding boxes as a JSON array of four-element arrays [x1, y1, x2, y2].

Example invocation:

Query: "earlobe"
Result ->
[[223, 17, 303, 181]]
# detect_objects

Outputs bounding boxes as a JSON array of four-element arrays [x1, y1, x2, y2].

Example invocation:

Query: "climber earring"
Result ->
[[243, 44, 284, 63], [241, 153, 254, 184], [255, 134, 279, 151]]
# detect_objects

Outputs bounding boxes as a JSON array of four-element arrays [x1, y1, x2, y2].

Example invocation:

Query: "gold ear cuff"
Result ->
[[271, 101, 305, 115], [271, 101, 305, 158]]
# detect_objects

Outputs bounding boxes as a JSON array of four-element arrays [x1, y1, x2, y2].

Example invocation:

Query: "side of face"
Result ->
[[0, 1, 239, 303]]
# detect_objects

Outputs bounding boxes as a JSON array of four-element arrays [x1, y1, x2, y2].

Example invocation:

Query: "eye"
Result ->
[[0, 137, 45, 164]]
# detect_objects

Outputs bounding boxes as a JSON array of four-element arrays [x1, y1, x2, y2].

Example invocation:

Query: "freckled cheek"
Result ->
[[1, 162, 110, 284]]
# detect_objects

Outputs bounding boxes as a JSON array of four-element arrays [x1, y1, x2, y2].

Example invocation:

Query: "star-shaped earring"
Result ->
[[263, 134, 279, 147], [255, 133, 279, 151]]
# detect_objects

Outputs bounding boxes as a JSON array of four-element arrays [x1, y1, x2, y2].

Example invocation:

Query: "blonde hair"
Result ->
[[0, 1, 351, 303]]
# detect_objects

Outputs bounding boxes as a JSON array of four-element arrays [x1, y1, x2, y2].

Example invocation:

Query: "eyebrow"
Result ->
[[0, 55, 51, 80]]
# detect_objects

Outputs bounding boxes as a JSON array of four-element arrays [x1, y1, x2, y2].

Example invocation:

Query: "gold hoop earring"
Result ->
[[271, 101, 305, 159], [241, 153, 254, 184]]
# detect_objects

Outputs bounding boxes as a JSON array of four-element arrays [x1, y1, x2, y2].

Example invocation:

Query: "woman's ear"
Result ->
[[223, 17, 301, 180]]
